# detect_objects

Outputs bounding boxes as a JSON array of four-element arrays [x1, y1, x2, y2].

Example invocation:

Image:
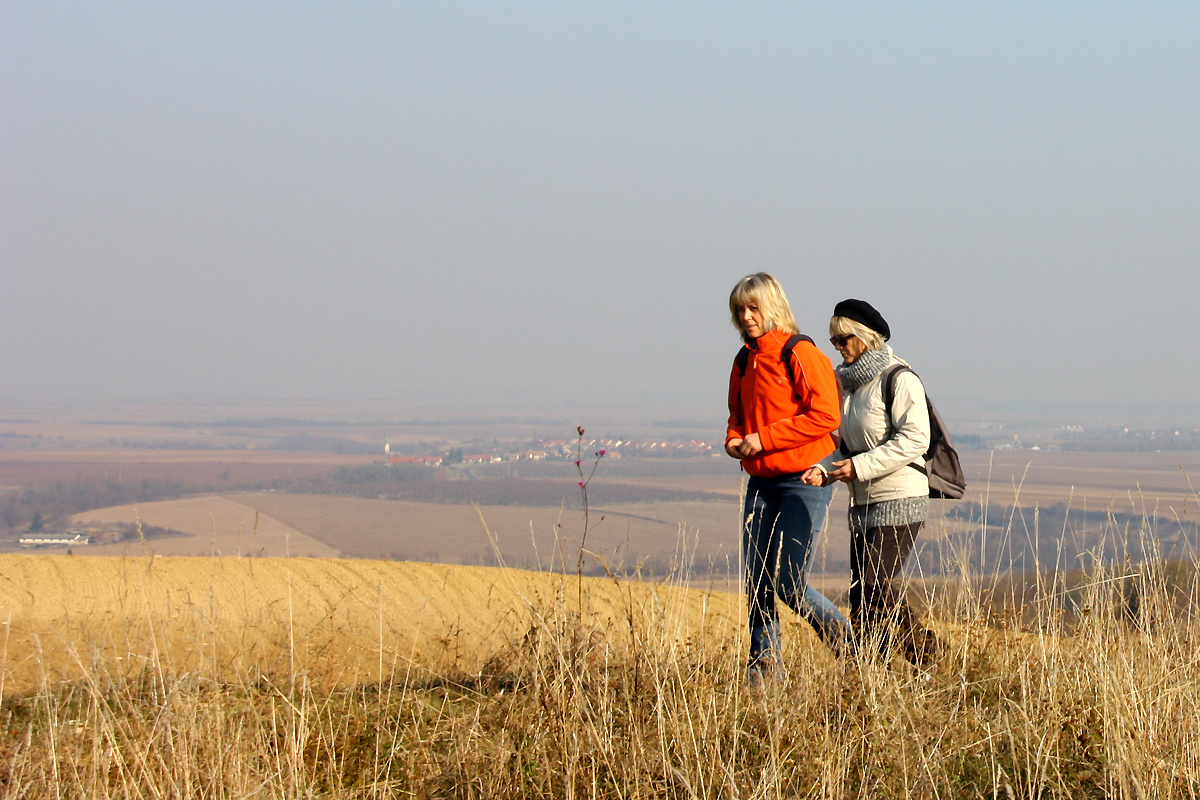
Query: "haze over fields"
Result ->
[[3, 4, 1200, 425], [1, 405, 1195, 580]]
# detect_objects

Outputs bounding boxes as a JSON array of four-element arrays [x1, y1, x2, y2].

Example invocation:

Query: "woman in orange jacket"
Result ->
[[725, 273, 850, 680]]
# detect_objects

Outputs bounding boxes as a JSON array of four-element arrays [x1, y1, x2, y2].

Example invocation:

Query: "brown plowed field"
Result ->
[[226, 494, 746, 571], [61, 493, 748, 571], [69, 496, 339, 558], [617, 451, 1200, 510], [955, 449, 1200, 509]]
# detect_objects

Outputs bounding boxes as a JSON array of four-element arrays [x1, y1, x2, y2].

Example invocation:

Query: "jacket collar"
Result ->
[[747, 328, 792, 353]]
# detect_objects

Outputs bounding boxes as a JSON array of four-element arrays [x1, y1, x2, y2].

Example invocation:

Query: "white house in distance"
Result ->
[[19, 531, 92, 548]]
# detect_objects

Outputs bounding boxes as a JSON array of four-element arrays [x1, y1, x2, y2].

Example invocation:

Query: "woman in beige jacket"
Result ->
[[803, 299, 942, 666]]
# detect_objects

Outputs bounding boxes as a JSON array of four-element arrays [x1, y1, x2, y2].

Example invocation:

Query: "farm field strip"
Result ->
[[69, 496, 339, 558], [227, 493, 745, 570], [46, 492, 776, 574], [610, 474, 744, 496], [957, 450, 1200, 507]]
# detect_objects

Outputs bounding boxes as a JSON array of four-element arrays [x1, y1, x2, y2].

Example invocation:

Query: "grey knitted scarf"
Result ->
[[835, 347, 892, 393]]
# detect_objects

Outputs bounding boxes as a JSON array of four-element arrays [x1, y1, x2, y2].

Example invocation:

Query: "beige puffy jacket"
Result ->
[[818, 347, 931, 506]]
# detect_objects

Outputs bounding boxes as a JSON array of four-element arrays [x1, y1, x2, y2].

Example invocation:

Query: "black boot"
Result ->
[[858, 583, 896, 659], [867, 581, 942, 667], [848, 582, 868, 658], [849, 582, 865, 631], [891, 597, 943, 668]]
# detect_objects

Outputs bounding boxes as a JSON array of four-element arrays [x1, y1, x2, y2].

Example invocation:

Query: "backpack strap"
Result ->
[[733, 333, 814, 427], [735, 333, 812, 382], [780, 334, 813, 388], [881, 364, 929, 475], [881, 364, 912, 414], [735, 347, 751, 377], [733, 347, 750, 427]]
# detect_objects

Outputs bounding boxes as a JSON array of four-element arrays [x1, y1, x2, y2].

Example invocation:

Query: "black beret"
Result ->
[[833, 298, 890, 341]]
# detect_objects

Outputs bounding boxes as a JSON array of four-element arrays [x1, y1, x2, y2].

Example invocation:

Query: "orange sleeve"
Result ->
[[756, 340, 840, 451], [725, 359, 744, 443]]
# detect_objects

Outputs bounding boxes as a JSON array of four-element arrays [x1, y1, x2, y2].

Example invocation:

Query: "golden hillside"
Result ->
[[4, 555, 1200, 797], [0, 554, 742, 694]]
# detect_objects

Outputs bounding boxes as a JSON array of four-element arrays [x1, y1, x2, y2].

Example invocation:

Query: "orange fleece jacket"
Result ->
[[725, 329, 841, 477]]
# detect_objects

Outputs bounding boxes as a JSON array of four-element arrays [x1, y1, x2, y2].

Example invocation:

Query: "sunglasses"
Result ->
[[829, 335, 857, 347]]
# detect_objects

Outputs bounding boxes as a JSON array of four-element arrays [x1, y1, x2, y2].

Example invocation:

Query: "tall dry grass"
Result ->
[[3, 489, 1200, 798]]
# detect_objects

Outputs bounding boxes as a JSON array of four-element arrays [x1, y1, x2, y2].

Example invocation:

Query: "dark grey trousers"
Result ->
[[847, 520, 941, 665], [850, 521, 922, 587]]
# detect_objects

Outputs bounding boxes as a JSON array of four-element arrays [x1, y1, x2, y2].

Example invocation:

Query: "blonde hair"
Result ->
[[728, 273, 799, 340], [829, 316, 887, 351]]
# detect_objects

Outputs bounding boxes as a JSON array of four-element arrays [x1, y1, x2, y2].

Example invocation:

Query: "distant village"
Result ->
[[385, 436, 717, 467], [380, 423, 1200, 469]]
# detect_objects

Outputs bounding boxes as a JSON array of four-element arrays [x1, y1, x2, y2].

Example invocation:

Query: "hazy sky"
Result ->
[[3, 3, 1198, 419]]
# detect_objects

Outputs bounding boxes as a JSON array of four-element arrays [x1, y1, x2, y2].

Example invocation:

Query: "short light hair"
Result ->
[[728, 273, 799, 340], [829, 316, 886, 351]]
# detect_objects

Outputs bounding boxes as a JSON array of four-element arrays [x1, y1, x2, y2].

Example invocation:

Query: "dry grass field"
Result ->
[[0, 554, 740, 695], [2, 550, 1200, 797]]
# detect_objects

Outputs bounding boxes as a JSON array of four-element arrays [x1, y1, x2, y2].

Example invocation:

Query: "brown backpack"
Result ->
[[881, 364, 966, 500]]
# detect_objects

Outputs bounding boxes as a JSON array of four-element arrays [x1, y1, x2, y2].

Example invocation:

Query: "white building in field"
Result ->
[[19, 532, 91, 548]]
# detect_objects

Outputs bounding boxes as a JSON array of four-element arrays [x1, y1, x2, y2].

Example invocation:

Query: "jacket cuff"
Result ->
[[757, 425, 775, 451], [849, 454, 876, 481]]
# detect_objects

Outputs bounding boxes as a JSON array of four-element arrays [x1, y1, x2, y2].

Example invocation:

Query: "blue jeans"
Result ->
[[743, 474, 851, 660]]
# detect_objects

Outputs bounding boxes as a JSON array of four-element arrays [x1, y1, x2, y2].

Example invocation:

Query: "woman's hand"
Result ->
[[827, 458, 857, 483], [801, 467, 827, 486], [735, 432, 763, 457], [724, 439, 744, 459]]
